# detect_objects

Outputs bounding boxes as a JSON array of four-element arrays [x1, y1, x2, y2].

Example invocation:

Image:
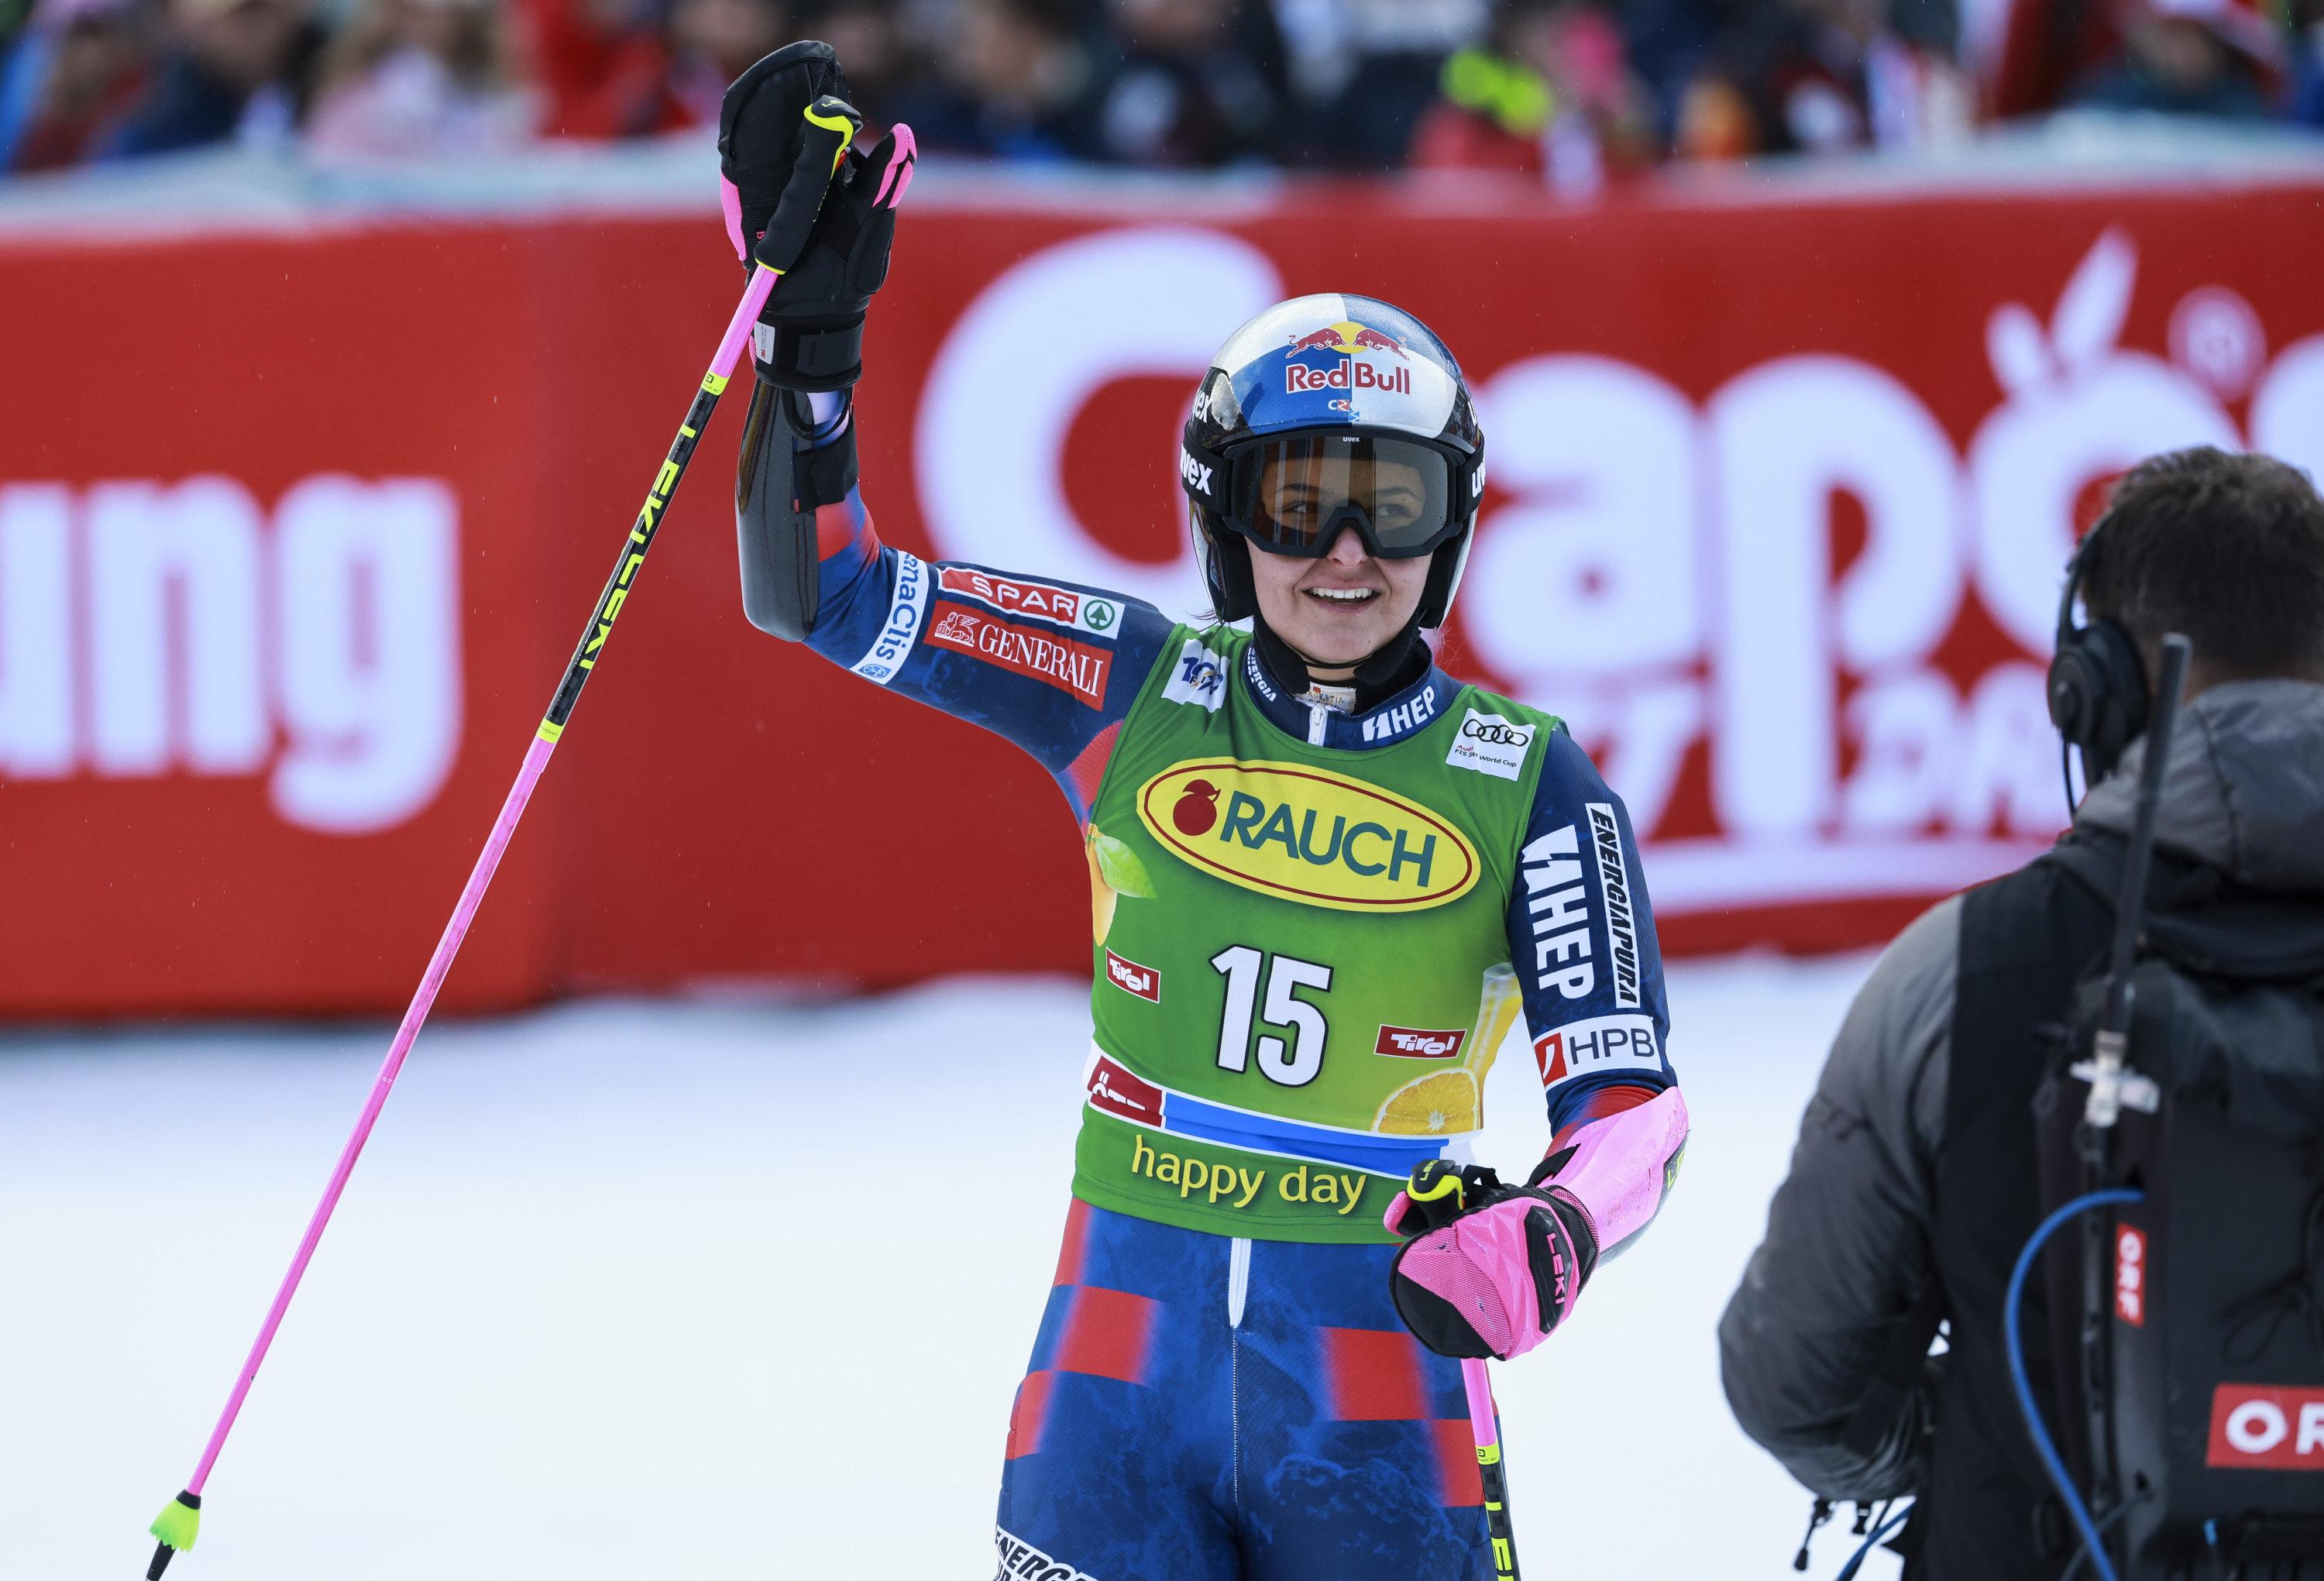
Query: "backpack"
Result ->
[[2034, 836, 2324, 1578]]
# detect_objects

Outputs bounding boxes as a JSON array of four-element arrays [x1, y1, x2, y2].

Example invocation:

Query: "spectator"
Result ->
[[882, 0, 1097, 160], [1667, 0, 1972, 159], [1274, 0, 1485, 170], [793, 0, 919, 125], [2295, 0, 2324, 123], [305, 0, 531, 158], [664, 0, 788, 123], [2067, 0, 2283, 119], [523, 0, 783, 138], [1084, 0, 1288, 166], [96, 0, 320, 156], [0, 0, 153, 171], [1409, 0, 1656, 192]]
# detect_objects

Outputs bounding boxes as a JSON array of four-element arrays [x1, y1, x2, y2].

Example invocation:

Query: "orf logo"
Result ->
[[2207, 1385, 2324, 1471], [2114, 1224, 2147, 1327], [1135, 759, 1480, 912]]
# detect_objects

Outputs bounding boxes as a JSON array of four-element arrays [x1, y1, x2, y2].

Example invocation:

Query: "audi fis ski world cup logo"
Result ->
[[1446, 708, 1536, 782], [1284, 320, 1413, 397], [2207, 1384, 2324, 1471], [937, 566, 1119, 638], [1135, 760, 1479, 912], [1374, 1025, 1467, 1059]]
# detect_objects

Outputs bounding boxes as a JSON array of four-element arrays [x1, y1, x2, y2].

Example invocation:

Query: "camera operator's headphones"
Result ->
[[2047, 512, 2150, 806]]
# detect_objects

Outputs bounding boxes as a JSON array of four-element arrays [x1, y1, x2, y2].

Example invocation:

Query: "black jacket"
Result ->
[[1718, 680, 2324, 1555]]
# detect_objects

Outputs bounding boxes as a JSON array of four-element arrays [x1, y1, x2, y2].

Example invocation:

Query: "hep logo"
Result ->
[[1174, 778, 1221, 835]]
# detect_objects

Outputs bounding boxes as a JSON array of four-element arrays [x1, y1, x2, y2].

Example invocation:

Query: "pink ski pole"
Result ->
[[1465, 1356, 1522, 1579], [143, 259, 781, 1579]]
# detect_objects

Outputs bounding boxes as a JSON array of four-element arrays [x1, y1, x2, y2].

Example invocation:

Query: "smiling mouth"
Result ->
[[1303, 586, 1379, 605]]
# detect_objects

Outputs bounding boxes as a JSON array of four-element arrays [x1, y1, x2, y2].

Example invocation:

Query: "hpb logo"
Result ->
[[1136, 759, 1479, 911]]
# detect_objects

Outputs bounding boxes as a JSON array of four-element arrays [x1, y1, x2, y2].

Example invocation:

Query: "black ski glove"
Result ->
[[717, 40, 916, 392]]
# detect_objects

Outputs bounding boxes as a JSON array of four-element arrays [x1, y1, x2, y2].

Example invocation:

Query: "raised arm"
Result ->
[[718, 44, 1175, 794]]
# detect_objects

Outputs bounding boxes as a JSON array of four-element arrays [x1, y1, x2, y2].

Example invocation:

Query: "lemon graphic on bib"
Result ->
[[1375, 1068, 1481, 1135]]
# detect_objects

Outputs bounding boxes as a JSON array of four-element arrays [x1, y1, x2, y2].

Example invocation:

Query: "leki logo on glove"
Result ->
[[1136, 760, 1478, 911]]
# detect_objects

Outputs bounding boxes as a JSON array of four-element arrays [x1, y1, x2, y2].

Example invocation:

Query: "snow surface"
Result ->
[[2, 953, 1899, 1580]]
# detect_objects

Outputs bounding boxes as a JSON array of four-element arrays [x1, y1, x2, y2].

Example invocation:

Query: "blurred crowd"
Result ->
[[0, 0, 2317, 182]]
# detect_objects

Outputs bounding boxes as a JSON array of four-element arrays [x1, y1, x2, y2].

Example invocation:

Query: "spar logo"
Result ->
[[1136, 759, 1478, 911], [2207, 1384, 2324, 1471], [938, 565, 1120, 638]]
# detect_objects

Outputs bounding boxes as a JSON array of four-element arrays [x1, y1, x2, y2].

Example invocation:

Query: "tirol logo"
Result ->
[[2206, 1384, 2324, 1471], [1104, 949, 1160, 1003], [1375, 1025, 1467, 1059], [1136, 759, 1479, 912]]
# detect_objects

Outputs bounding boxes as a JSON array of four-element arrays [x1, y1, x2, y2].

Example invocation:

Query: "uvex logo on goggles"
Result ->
[[1136, 760, 1479, 911]]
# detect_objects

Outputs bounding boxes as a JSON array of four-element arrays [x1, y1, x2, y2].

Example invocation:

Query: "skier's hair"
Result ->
[[2080, 446, 2324, 682]]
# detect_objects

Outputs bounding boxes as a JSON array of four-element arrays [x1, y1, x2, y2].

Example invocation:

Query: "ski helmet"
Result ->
[[1180, 294, 1483, 631]]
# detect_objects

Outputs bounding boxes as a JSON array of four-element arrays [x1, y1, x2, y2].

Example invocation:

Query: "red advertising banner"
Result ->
[[4, 180, 2322, 1015]]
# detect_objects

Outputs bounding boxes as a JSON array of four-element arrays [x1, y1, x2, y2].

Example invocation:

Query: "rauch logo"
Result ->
[[1135, 760, 1479, 912]]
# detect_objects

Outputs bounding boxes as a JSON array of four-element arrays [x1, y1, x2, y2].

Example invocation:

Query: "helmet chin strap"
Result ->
[[1251, 608, 1428, 708]]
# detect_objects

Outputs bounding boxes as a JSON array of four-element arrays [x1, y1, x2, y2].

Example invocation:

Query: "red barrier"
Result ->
[[3, 182, 2321, 1015]]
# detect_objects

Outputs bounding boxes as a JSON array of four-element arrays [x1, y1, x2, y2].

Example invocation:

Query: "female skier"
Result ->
[[720, 43, 1690, 1581]]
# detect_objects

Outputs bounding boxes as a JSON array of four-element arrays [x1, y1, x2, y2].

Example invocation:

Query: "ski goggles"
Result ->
[[1182, 432, 1477, 559]]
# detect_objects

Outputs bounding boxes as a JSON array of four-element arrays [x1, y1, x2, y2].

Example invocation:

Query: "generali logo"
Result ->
[[1135, 759, 1479, 912]]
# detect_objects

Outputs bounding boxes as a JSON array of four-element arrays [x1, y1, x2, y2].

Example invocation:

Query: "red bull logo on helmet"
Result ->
[[1284, 319, 1414, 397]]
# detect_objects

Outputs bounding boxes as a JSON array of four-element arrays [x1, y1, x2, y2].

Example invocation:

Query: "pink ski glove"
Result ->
[[1385, 1086, 1690, 1360], [1384, 1160, 1598, 1361]]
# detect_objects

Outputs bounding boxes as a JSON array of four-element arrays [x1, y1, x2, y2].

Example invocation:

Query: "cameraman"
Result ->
[[1718, 446, 2324, 1578]]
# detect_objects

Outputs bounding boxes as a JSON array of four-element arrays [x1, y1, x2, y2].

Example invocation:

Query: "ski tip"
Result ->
[[146, 1489, 200, 1574]]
